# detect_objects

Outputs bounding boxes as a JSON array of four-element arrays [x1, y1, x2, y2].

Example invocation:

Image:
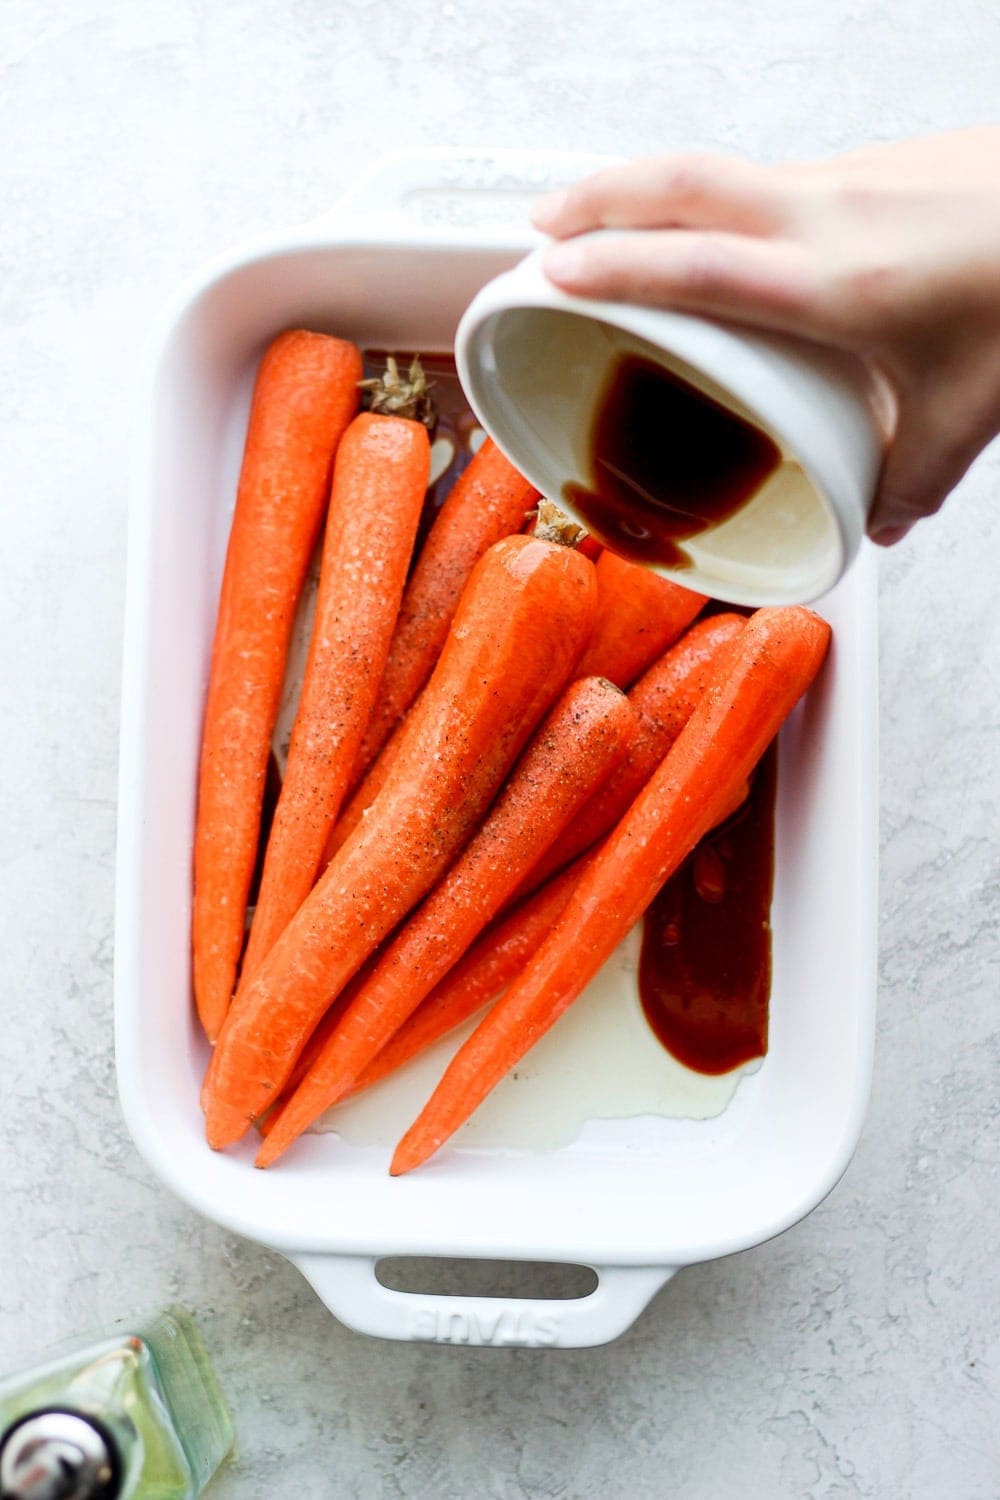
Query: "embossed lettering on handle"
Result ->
[[406, 1305, 561, 1347]]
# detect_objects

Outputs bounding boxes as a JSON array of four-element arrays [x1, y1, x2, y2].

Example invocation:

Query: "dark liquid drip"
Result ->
[[565, 354, 780, 568], [638, 744, 778, 1074]]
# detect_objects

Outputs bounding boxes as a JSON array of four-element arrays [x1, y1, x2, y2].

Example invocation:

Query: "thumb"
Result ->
[[868, 394, 984, 542]]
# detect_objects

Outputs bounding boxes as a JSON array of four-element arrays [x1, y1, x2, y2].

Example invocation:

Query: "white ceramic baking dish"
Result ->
[[115, 149, 878, 1348]]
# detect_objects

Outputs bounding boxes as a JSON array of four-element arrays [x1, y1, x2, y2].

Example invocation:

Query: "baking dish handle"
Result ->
[[292, 1252, 675, 1348], [316, 147, 622, 242]]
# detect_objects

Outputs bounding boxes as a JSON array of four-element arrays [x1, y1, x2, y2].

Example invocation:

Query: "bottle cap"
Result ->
[[0, 1412, 119, 1500]]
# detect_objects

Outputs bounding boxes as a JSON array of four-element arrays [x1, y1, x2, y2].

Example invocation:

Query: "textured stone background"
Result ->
[[2, 3, 998, 1496]]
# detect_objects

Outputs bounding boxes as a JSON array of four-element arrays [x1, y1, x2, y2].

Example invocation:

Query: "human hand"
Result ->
[[532, 130, 1000, 545]]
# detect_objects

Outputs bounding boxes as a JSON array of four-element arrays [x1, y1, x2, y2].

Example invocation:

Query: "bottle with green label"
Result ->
[[0, 1307, 234, 1500]]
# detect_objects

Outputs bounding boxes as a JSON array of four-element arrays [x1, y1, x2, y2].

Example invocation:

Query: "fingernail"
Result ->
[[870, 524, 909, 548], [531, 189, 567, 227], [543, 240, 587, 284]]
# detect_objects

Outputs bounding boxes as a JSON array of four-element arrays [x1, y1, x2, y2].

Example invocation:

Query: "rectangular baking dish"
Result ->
[[115, 149, 878, 1348]]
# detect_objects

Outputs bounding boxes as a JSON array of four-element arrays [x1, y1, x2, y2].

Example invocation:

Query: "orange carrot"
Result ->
[[322, 443, 539, 862], [350, 437, 538, 782], [324, 528, 700, 868], [192, 330, 362, 1041], [391, 605, 831, 1174], [202, 532, 597, 1148], [256, 961, 373, 1133], [573, 550, 707, 687], [341, 852, 594, 1099], [514, 613, 747, 901], [320, 707, 411, 867], [257, 676, 635, 1164], [239, 411, 430, 983]]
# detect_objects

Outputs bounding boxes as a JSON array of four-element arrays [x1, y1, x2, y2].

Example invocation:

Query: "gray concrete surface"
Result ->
[[1, 2, 997, 1495]]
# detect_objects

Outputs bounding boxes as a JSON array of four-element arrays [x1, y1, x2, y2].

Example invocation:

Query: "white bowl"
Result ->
[[116, 149, 878, 1348], [457, 247, 884, 606]]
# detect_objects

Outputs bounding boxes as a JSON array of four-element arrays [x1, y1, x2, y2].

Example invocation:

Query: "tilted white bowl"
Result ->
[[457, 238, 883, 607]]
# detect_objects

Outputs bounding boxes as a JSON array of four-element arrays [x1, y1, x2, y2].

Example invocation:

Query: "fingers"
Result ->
[[869, 524, 910, 547], [532, 153, 790, 239], [540, 228, 837, 343], [867, 400, 983, 543]]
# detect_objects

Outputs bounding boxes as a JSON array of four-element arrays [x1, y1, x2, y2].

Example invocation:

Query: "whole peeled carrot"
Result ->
[[514, 612, 747, 902], [257, 676, 636, 1165], [202, 532, 597, 1148], [350, 437, 538, 782], [322, 473, 563, 868], [322, 442, 540, 863], [239, 411, 430, 984], [573, 550, 707, 687], [193, 330, 362, 1041], [391, 605, 831, 1175]]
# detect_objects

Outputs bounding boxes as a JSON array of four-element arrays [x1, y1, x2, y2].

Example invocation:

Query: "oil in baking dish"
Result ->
[[315, 925, 755, 1152]]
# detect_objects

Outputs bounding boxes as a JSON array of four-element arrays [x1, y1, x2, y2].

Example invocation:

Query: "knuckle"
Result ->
[[566, 162, 633, 226], [621, 267, 666, 304], [586, 252, 656, 305], [589, 245, 643, 298], [850, 260, 898, 303], [561, 237, 612, 286], [843, 259, 905, 325], [564, 177, 601, 222], [832, 179, 884, 220], [875, 484, 925, 522], [681, 236, 736, 296], [661, 151, 727, 201]]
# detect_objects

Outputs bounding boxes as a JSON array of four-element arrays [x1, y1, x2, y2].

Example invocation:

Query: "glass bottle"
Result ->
[[0, 1307, 234, 1499]]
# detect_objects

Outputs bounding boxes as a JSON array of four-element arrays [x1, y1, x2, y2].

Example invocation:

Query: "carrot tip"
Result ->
[[197, 1007, 225, 1047], [389, 1135, 427, 1176], [251, 1096, 317, 1165], [204, 1101, 252, 1152], [253, 1131, 287, 1169]]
